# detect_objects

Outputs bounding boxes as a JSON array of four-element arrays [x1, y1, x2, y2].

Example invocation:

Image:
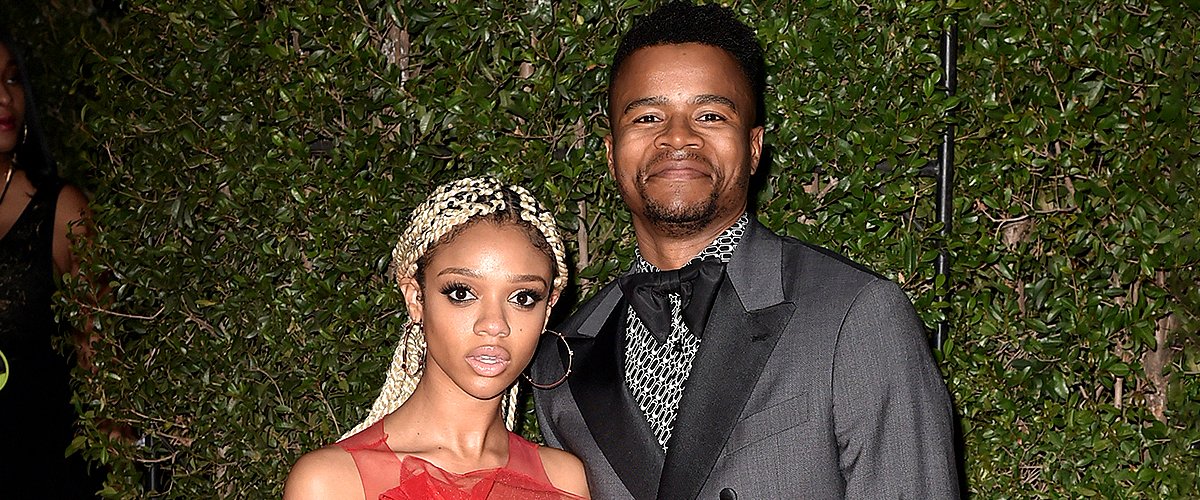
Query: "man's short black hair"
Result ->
[[609, 1, 766, 126]]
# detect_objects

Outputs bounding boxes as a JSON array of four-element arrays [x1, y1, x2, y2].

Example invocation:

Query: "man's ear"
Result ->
[[749, 125, 765, 175], [398, 277, 424, 324], [604, 134, 616, 178]]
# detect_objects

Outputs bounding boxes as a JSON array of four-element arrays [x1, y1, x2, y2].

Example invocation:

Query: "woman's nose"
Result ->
[[474, 300, 510, 337]]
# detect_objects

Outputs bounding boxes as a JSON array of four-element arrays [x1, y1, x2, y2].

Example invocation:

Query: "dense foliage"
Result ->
[[4, 0, 1196, 497]]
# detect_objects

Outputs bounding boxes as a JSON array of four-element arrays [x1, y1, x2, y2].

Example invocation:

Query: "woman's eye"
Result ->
[[510, 290, 545, 308], [441, 284, 476, 303]]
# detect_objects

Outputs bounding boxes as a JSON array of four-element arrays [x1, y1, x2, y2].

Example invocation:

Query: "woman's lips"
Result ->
[[465, 345, 512, 377], [0, 117, 16, 131]]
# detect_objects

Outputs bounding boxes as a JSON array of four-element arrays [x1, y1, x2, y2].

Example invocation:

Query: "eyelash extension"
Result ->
[[516, 289, 547, 303], [439, 281, 473, 299]]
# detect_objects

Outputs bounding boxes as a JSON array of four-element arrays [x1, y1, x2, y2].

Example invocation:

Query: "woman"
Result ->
[[286, 176, 589, 499], [0, 29, 101, 496]]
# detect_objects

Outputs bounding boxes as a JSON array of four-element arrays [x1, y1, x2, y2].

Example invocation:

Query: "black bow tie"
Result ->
[[617, 259, 726, 343]]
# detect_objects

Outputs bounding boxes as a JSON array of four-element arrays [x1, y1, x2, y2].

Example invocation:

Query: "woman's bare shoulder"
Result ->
[[284, 445, 363, 500], [537, 445, 590, 498], [54, 183, 90, 228]]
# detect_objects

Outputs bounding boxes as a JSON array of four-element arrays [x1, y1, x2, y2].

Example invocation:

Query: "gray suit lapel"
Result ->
[[658, 220, 796, 499]]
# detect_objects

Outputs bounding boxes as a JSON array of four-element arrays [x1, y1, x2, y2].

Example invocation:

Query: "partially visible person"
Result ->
[[532, 2, 960, 499], [285, 176, 589, 499], [0, 28, 104, 498]]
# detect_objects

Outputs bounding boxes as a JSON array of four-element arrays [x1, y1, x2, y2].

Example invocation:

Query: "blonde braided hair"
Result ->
[[340, 176, 568, 440]]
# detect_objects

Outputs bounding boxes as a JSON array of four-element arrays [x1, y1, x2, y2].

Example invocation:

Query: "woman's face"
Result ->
[[0, 42, 25, 157], [400, 221, 558, 403]]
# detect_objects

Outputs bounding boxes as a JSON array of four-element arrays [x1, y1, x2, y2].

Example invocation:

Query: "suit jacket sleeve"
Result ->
[[833, 278, 960, 499]]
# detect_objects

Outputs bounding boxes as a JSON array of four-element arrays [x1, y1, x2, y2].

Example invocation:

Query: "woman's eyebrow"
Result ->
[[437, 267, 548, 286]]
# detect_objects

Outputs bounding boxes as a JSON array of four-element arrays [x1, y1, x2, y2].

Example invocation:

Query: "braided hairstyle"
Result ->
[[341, 176, 568, 440]]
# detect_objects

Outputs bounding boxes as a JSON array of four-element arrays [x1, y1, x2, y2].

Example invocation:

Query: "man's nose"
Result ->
[[657, 117, 702, 150]]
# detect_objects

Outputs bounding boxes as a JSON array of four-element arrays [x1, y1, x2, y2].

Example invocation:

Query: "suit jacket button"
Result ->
[[719, 488, 737, 500]]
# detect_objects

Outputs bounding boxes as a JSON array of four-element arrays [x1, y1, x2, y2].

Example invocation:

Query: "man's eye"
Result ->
[[632, 115, 661, 123], [698, 112, 725, 121]]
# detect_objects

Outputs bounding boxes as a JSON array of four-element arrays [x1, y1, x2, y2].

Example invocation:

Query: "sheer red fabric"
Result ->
[[337, 421, 585, 500]]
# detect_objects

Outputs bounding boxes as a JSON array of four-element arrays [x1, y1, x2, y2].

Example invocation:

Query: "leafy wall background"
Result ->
[[3, 0, 1196, 496]]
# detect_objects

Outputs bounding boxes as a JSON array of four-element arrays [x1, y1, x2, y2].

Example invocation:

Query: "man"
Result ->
[[532, 2, 960, 498]]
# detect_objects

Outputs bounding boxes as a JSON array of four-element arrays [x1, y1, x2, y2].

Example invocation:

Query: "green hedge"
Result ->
[[5, 0, 1197, 497]]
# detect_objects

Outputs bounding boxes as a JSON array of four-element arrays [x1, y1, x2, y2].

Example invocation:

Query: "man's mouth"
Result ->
[[646, 150, 711, 180]]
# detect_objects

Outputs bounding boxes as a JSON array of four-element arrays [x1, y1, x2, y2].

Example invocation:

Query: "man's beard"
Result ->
[[639, 183, 720, 238], [623, 150, 722, 237], [622, 149, 749, 238]]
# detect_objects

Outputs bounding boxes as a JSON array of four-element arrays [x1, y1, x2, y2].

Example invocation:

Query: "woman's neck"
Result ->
[[383, 375, 511, 465]]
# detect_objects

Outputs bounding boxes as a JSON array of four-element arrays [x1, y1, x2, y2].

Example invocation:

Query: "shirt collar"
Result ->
[[632, 212, 750, 273]]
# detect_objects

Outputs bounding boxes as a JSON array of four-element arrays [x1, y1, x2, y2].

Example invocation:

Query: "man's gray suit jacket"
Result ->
[[532, 219, 960, 499]]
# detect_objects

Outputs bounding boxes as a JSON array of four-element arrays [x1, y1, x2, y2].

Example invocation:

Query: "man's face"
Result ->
[[605, 43, 763, 237]]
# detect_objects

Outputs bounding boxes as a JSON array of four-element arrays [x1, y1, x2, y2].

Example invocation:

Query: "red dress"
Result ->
[[337, 420, 585, 499]]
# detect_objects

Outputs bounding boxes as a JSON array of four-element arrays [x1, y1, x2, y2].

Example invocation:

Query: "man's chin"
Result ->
[[643, 201, 718, 237]]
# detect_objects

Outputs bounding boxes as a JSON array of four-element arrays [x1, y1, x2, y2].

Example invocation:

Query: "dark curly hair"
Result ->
[[609, 1, 766, 126]]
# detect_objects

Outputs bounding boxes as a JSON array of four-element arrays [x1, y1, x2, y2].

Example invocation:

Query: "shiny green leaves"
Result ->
[[4, 0, 1196, 497]]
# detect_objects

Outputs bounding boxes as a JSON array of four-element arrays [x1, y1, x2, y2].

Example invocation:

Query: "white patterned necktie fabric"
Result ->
[[623, 213, 748, 451]]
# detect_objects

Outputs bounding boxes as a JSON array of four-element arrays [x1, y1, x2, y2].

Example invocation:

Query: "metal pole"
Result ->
[[934, 21, 957, 349]]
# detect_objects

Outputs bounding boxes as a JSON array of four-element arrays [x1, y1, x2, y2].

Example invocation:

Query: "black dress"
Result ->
[[0, 180, 101, 497]]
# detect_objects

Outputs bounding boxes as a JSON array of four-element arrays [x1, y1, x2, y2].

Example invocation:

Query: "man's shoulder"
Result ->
[[785, 236, 885, 280], [752, 224, 887, 286]]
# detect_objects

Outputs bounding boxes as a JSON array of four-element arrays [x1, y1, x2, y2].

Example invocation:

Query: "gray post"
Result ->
[[934, 22, 958, 349]]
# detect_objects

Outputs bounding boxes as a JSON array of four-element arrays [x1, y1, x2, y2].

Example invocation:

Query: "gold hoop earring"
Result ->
[[400, 319, 424, 376], [525, 329, 572, 389]]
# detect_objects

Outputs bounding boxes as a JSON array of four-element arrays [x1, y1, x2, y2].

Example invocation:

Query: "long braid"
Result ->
[[340, 321, 425, 439], [341, 176, 567, 441]]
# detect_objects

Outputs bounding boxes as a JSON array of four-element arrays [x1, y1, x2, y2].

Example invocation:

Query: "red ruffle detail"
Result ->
[[337, 421, 584, 500]]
